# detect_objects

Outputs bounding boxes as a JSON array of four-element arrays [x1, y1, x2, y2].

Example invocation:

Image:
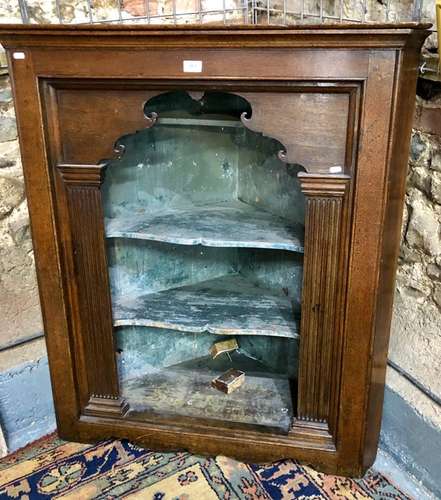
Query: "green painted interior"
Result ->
[[116, 327, 298, 381], [107, 239, 237, 297], [103, 91, 306, 429]]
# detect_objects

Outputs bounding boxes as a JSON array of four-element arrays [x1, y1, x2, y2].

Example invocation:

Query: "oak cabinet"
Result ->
[[0, 23, 429, 476]]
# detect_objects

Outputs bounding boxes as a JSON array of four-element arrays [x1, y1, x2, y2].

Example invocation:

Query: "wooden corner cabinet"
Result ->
[[0, 23, 429, 476]]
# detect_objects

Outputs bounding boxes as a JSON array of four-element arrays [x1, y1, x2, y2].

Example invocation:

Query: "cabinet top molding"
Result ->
[[0, 23, 431, 49]]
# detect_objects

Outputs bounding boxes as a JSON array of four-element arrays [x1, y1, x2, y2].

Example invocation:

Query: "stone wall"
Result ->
[[0, 73, 42, 354], [387, 117, 441, 430], [0, 0, 244, 24], [0, 0, 435, 25]]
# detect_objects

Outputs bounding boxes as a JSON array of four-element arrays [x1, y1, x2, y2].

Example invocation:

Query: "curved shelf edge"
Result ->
[[107, 231, 304, 253], [105, 201, 305, 254], [112, 274, 300, 340], [114, 318, 299, 339]]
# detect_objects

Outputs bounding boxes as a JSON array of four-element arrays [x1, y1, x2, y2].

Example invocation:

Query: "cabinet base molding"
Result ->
[[84, 396, 129, 418]]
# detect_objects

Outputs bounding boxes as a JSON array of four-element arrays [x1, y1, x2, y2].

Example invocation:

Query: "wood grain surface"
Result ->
[[0, 23, 429, 476]]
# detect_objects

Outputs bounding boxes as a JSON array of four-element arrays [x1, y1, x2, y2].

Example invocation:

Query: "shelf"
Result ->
[[112, 274, 300, 339], [106, 201, 304, 253], [122, 351, 293, 432], [158, 117, 242, 128]]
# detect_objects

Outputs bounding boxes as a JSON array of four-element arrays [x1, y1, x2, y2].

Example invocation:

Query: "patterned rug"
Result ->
[[0, 434, 409, 499]]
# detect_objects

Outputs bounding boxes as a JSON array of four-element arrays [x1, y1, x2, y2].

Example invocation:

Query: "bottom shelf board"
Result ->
[[122, 365, 294, 432], [113, 274, 300, 338]]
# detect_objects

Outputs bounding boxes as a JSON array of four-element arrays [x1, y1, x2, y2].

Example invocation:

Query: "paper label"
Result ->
[[183, 60, 202, 73], [329, 166, 343, 174]]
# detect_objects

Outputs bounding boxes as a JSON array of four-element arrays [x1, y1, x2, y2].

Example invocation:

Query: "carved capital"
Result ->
[[298, 173, 350, 197], [58, 163, 107, 187]]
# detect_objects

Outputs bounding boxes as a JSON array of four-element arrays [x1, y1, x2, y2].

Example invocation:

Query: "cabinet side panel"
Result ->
[[336, 50, 397, 475], [6, 51, 80, 432], [363, 47, 422, 470]]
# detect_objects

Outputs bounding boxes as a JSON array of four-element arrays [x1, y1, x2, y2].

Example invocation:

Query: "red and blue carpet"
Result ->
[[0, 434, 409, 499]]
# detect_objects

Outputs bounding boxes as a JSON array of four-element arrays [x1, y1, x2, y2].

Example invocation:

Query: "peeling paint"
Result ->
[[0, 357, 55, 452]]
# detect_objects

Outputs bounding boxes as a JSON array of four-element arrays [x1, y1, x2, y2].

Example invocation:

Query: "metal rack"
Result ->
[[13, 0, 428, 26]]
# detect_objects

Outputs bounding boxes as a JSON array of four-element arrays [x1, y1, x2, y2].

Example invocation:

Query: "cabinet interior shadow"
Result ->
[[102, 90, 306, 431]]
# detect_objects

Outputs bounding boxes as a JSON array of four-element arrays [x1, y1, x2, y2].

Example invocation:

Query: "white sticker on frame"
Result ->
[[183, 60, 203, 73]]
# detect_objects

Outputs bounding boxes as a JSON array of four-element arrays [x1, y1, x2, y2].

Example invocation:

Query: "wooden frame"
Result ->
[[0, 23, 429, 476]]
